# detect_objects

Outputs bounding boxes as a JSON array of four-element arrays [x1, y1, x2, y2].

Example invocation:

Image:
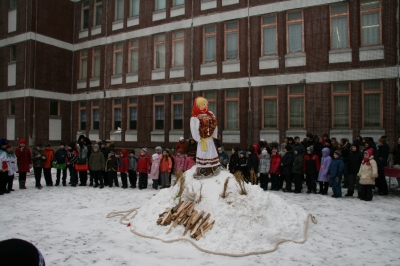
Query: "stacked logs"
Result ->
[[157, 201, 215, 241]]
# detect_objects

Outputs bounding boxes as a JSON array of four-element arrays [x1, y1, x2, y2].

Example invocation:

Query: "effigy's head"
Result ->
[[192, 97, 209, 116]]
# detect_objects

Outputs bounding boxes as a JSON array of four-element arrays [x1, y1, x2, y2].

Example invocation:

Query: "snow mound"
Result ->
[[129, 167, 311, 255]]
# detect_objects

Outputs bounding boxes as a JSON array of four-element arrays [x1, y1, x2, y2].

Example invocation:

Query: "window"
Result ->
[[129, 40, 139, 73], [49, 101, 59, 116], [330, 3, 349, 49], [287, 10, 304, 53], [79, 102, 87, 130], [94, 0, 102, 26], [81, 1, 90, 30], [332, 83, 350, 128], [363, 80, 382, 128], [155, 0, 166, 10], [203, 25, 216, 63], [10, 46, 16, 62], [9, 100, 15, 115], [154, 95, 165, 130], [130, 0, 140, 17], [360, 0, 381, 46], [80, 50, 88, 79], [173, 0, 184, 6], [262, 87, 278, 128], [225, 90, 239, 130], [225, 21, 239, 60], [288, 85, 305, 128], [172, 94, 183, 130], [128, 98, 137, 130], [113, 99, 122, 130], [92, 48, 101, 78], [114, 43, 123, 75], [154, 34, 165, 69], [203, 91, 216, 115], [261, 14, 277, 56], [115, 0, 124, 21], [172, 31, 184, 67], [10, 0, 17, 9], [92, 100, 100, 130]]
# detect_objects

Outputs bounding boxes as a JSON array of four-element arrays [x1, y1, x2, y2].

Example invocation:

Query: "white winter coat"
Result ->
[[7, 153, 18, 176], [357, 156, 378, 185]]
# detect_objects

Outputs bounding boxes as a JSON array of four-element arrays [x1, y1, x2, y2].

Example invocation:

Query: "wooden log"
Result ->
[[171, 201, 183, 213], [182, 210, 198, 236], [189, 210, 204, 230], [190, 218, 203, 237], [197, 213, 210, 229], [195, 224, 214, 240], [161, 209, 171, 225], [166, 219, 179, 235]]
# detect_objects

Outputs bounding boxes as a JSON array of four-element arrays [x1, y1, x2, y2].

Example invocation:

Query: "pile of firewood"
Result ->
[[157, 201, 215, 240]]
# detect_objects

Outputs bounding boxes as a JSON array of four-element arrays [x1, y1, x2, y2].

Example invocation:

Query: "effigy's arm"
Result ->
[[190, 117, 200, 142]]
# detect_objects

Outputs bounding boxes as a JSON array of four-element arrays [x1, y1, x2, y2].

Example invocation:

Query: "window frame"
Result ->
[[202, 91, 217, 116], [115, 0, 124, 21], [92, 47, 101, 78], [81, 0, 90, 30], [80, 50, 88, 79], [92, 100, 100, 130], [49, 100, 60, 116], [172, 31, 185, 68], [362, 80, 383, 128], [10, 0, 17, 9], [155, 0, 166, 11], [261, 14, 278, 56], [202, 25, 217, 64], [171, 93, 184, 130], [9, 45, 16, 62], [287, 85, 306, 129], [224, 90, 240, 130], [329, 2, 350, 50], [154, 34, 166, 70], [360, 0, 382, 47], [79, 102, 87, 131], [129, 0, 140, 17], [173, 0, 185, 7], [286, 10, 304, 54], [153, 95, 165, 130], [93, 0, 102, 26], [9, 100, 15, 115], [224, 21, 240, 61], [128, 39, 139, 73], [112, 99, 122, 130], [262, 87, 278, 129], [113, 43, 123, 75], [331, 83, 351, 128], [127, 97, 138, 130]]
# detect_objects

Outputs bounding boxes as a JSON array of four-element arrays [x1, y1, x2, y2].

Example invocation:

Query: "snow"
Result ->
[[1, 169, 400, 265]]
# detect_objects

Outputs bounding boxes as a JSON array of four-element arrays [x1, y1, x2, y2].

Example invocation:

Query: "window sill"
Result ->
[[112, 20, 124, 31], [169, 130, 184, 142], [201, 0, 217, 10], [329, 48, 352, 63], [77, 79, 87, 89], [222, 60, 240, 73], [49, 116, 61, 119], [171, 5, 185, 17], [285, 129, 307, 139], [222, 130, 240, 143], [90, 78, 100, 87], [260, 130, 279, 143], [152, 69, 165, 80], [200, 63, 217, 75], [170, 67, 185, 78], [285, 53, 306, 67], [359, 45, 384, 61], [126, 73, 138, 83], [222, 0, 239, 6], [125, 130, 137, 142], [259, 55, 279, 69], [91, 25, 102, 36], [153, 9, 166, 21], [151, 131, 165, 142], [111, 75, 123, 85], [8, 61, 16, 66], [79, 29, 88, 39], [128, 16, 139, 27]]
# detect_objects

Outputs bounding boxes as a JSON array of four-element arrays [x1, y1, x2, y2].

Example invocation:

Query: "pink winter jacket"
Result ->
[[184, 156, 195, 171], [174, 155, 185, 173], [150, 158, 160, 180]]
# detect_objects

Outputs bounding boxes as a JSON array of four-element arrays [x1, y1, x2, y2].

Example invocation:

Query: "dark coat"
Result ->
[[237, 156, 248, 175], [393, 145, 400, 165], [247, 153, 259, 174], [347, 150, 363, 175], [54, 148, 67, 164], [228, 153, 239, 173], [374, 144, 389, 169], [15, 146, 31, 173], [303, 153, 320, 175], [280, 151, 294, 176], [31, 149, 46, 168], [292, 153, 304, 174], [329, 156, 345, 178], [106, 155, 118, 172]]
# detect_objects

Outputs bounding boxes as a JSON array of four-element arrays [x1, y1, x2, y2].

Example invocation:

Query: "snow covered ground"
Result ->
[[1, 171, 400, 266]]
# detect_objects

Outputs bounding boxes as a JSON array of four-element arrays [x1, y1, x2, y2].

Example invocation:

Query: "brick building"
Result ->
[[0, 0, 399, 150]]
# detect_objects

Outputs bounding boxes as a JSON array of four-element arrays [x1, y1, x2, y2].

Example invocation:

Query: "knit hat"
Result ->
[[261, 150, 268, 155], [0, 138, 9, 146], [294, 146, 302, 154], [45, 143, 50, 147], [177, 149, 184, 154], [352, 142, 360, 151], [109, 150, 115, 155], [152, 154, 159, 160], [60, 142, 65, 146], [19, 139, 27, 145], [141, 148, 147, 154], [285, 145, 292, 151], [68, 142, 76, 148], [240, 150, 246, 156], [307, 146, 314, 153], [364, 148, 373, 158], [334, 150, 342, 156], [232, 147, 239, 153], [155, 146, 162, 152], [93, 144, 99, 149], [179, 137, 184, 141], [130, 150, 135, 154], [36, 143, 43, 148]]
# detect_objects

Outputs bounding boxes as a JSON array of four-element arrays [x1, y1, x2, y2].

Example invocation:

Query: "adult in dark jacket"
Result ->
[[281, 145, 294, 192], [340, 138, 351, 188], [54, 142, 67, 186], [294, 137, 305, 155], [329, 150, 345, 198], [246, 147, 259, 183], [393, 138, 400, 165], [324, 139, 336, 158], [313, 135, 324, 158], [292, 146, 304, 193], [228, 147, 239, 174], [31, 143, 46, 189], [84, 138, 94, 186], [15, 139, 31, 189], [100, 141, 110, 186], [66, 142, 78, 187], [345, 142, 363, 197], [374, 138, 389, 195], [237, 151, 248, 179], [89, 144, 105, 188], [303, 146, 320, 194]]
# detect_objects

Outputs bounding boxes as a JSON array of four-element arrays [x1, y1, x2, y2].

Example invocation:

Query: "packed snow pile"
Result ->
[[126, 167, 313, 255]]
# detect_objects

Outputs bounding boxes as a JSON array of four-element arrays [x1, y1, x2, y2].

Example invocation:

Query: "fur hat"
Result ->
[[334, 150, 342, 156], [141, 148, 147, 154]]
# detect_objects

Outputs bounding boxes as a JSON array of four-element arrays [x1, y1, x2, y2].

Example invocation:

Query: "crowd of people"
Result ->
[[0, 133, 399, 201]]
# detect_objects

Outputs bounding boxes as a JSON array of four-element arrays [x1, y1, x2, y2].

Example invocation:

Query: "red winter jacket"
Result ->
[[137, 154, 150, 173], [269, 154, 282, 174], [118, 150, 129, 173], [15, 146, 31, 173]]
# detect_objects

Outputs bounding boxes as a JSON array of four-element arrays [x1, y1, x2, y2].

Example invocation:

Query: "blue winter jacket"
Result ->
[[54, 148, 67, 164], [329, 156, 345, 179]]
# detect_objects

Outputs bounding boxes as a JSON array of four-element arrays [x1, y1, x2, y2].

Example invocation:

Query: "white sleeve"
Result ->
[[213, 125, 218, 138], [190, 117, 200, 142]]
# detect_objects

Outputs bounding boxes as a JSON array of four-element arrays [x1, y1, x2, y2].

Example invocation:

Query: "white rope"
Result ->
[[107, 208, 317, 257]]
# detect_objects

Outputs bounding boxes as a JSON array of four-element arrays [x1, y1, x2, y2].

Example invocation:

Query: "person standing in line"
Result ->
[[165, 148, 174, 185], [329, 150, 345, 198], [186, 138, 197, 157], [281, 145, 294, 193], [106, 151, 119, 187], [0, 139, 10, 195], [100, 141, 110, 186], [392, 137, 400, 188], [217, 146, 229, 169], [345, 142, 363, 197], [175, 137, 188, 153], [83, 138, 94, 186], [137, 148, 150, 190], [66, 142, 78, 187], [89, 144, 105, 189], [228, 147, 239, 174], [118, 150, 129, 189], [246, 147, 259, 184], [5, 144, 18, 193], [269, 148, 281, 191], [258, 150, 271, 191], [292, 146, 304, 194], [31, 143, 46, 189], [76, 143, 88, 186], [237, 151, 248, 179], [150, 153, 160, 190], [358, 148, 378, 201], [374, 138, 389, 195], [128, 150, 137, 188], [53, 142, 67, 186], [43, 143, 55, 186], [15, 139, 31, 189], [340, 138, 351, 189], [318, 148, 332, 195], [184, 151, 195, 172], [173, 149, 186, 173], [159, 150, 172, 188], [303, 146, 320, 194]]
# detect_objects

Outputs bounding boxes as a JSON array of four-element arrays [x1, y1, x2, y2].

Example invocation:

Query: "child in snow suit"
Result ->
[[106, 151, 119, 187], [228, 147, 239, 174], [329, 150, 345, 198], [292, 146, 304, 193], [345, 142, 363, 197], [43, 143, 55, 186], [269, 148, 281, 191], [150, 153, 160, 190], [137, 148, 150, 190], [303, 146, 320, 194], [159, 150, 172, 188], [53, 142, 67, 186], [184, 152, 195, 171], [258, 150, 270, 191], [118, 150, 129, 189], [318, 147, 332, 195], [174, 149, 185, 173], [32, 143, 47, 189], [128, 150, 137, 188], [358, 148, 378, 201], [89, 144, 105, 188], [15, 139, 31, 189], [6, 145, 18, 193], [281, 145, 294, 192]]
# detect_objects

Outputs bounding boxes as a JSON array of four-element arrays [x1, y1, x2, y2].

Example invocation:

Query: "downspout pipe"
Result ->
[[247, 0, 252, 148], [71, 1, 76, 142], [190, 0, 194, 109], [397, 0, 400, 138], [102, 0, 109, 140]]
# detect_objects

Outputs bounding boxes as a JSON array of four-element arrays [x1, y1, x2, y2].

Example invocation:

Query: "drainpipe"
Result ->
[[23, 0, 28, 138], [102, 0, 109, 140], [71, 1, 76, 142], [397, 0, 400, 138], [32, 0, 38, 144], [247, 0, 252, 148], [190, 0, 194, 108]]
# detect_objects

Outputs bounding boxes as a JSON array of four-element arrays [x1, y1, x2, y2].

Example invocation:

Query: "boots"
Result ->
[[19, 180, 27, 189], [55, 178, 60, 186]]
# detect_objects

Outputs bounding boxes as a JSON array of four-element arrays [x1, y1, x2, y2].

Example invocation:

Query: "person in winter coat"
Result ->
[[294, 137, 306, 155], [393, 137, 400, 165], [374, 138, 389, 195], [165, 148, 174, 185], [329, 150, 345, 198], [83, 138, 94, 186], [340, 138, 351, 188], [118, 150, 129, 189], [150, 154, 160, 190], [358, 148, 378, 201], [160, 150, 172, 188], [313, 135, 324, 158], [186, 138, 197, 157], [247, 147, 259, 184], [228, 147, 239, 174], [66, 142, 78, 187], [53, 142, 67, 186], [106, 150, 119, 187], [303, 146, 320, 194], [88, 144, 105, 188], [281, 145, 294, 192], [137, 148, 151, 189], [324, 139, 336, 158], [43, 143, 55, 186], [184, 151, 195, 171], [237, 151, 248, 178], [269, 148, 281, 191], [0, 139, 10, 195], [76, 143, 88, 186], [318, 147, 332, 195], [292, 146, 304, 194], [258, 150, 271, 191], [175, 137, 188, 153], [217, 146, 229, 168], [174, 149, 185, 173], [128, 150, 137, 188], [32, 143, 46, 189], [15, 139, 31, 189], [5, 144, 18, 193], [345, 142, 364, 197], [100, 141, 110, 186]]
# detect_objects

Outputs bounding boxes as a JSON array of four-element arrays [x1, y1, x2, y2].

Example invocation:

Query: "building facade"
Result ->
[[0, 0, 399, 149]]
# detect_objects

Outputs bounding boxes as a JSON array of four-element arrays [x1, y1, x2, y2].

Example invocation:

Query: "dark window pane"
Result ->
[[50, 101, 58, 116], [83, 9, 89, 29], [130, 120, 137, 130], [9, 100, 15, 115]]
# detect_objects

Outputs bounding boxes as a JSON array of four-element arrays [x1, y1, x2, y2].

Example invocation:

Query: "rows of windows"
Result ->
[[74, 80, 383, 132]]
